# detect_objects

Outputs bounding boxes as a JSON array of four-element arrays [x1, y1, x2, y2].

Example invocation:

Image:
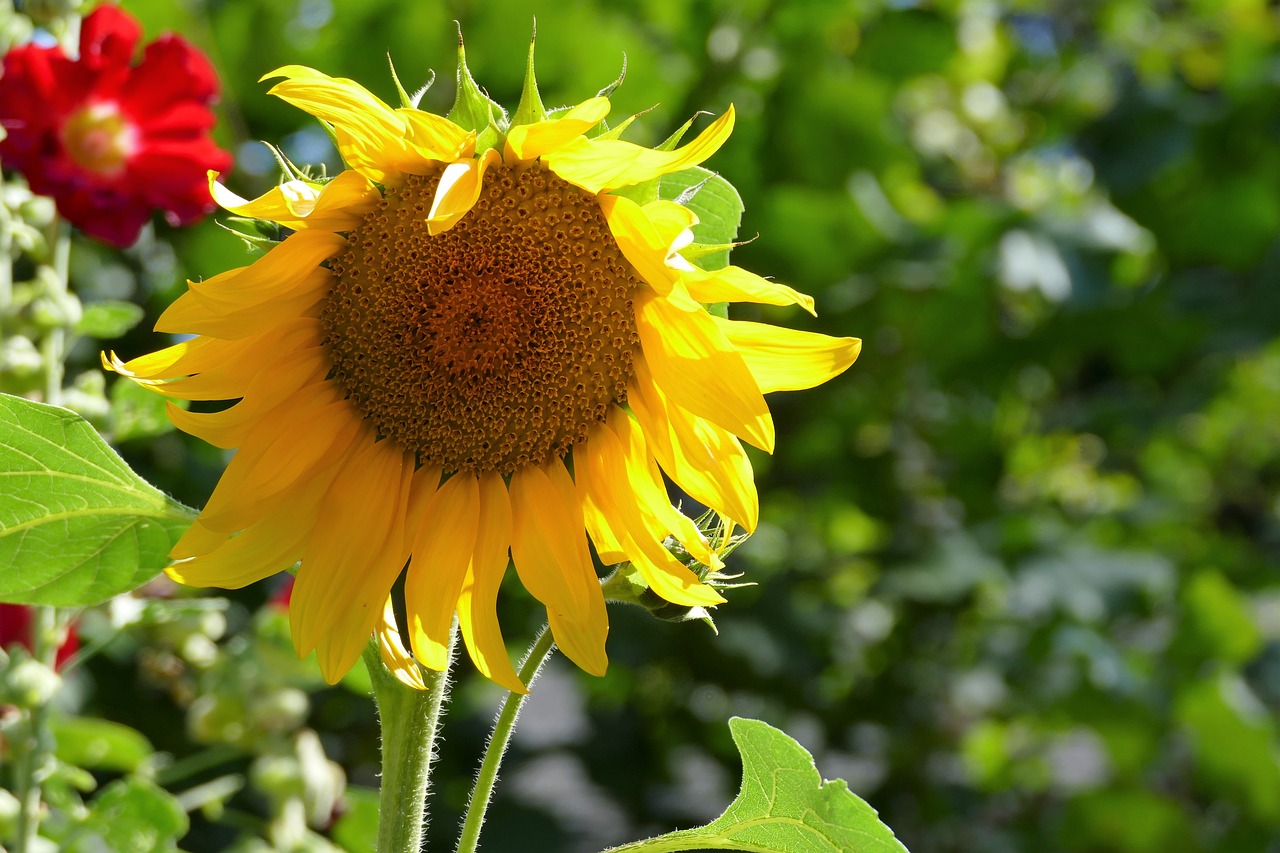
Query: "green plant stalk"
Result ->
[[455, 626, 556, 853], [41, 218, 71, 406], [365, 630, 455, 853], [13, 607, 59, 853]]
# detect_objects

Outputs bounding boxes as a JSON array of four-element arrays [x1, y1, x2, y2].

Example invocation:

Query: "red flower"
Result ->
[[0, 603, 79, 670], [0, 4, 233, 247]]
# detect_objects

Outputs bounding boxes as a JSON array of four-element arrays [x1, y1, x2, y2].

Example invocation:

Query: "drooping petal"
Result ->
[[505, 97, 611, 162], [715, 318, 862, 394], [628, 357, 759, 532], [405, 473, 480, 672], [635, 286, 774, 452], [682, 264, 816, 316], [509, 459, 608, 675], [398, 108, 476, 163], [457, 472, 524, 693], [377, 599, 427, 691], [263, 65, 411, 184], [641, 199, 698, 247], [209, 169, 380, 231], [543, 106, 735, 194], [291, 437, 414, 683], [426, 147, 501, 235], [580, 420, 724, 607]]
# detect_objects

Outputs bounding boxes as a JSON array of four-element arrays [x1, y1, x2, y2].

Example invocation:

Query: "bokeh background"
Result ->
[[18, 0, 1280, 851]]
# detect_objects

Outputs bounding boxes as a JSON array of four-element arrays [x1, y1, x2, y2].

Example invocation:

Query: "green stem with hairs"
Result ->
[[455, 625, 556, 853], [365, 628, 456, 853]]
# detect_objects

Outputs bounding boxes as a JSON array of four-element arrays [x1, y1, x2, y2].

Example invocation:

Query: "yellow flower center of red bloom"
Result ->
[[323, 164, 643, 475], [60, 102, 137, 177]]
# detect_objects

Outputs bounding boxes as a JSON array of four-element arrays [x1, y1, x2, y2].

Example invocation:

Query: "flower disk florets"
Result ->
[[323, 164, 643, 475]]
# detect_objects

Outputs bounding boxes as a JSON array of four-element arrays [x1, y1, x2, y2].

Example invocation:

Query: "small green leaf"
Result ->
[[76, 301, 145, 340], [0, 393, 195, 607], [604, 717, 909, 853], [660, 166, 743, 271], [51, 717, 155, 773], [61, 778, 188, 853], [387, 53, 435, 110]]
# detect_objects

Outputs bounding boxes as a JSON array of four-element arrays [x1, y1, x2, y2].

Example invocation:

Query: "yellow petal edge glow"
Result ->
[[107, 55, 860, 694]]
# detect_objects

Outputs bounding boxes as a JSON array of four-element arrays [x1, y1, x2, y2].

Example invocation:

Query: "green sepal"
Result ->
[[596, 54, 628, 99], [510, 23, 548, 128], [448, 29, 508, 154], [216, 218, 283, 251], [388, 52, 435, 110]]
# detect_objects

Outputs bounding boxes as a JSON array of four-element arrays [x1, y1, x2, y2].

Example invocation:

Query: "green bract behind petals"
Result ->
[[510, 25, 548, 128], [447, 32, 507, 154]]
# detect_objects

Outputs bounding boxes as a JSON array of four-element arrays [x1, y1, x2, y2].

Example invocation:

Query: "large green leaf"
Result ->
[[604, 717, 909, 853], [0, 393, 195, 606]]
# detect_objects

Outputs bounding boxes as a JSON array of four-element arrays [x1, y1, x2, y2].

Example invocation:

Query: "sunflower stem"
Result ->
[[455, 625, 556, 853], [366, 630, 455, 853]]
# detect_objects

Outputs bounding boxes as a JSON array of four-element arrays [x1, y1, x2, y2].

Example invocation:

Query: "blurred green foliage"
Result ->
[[6, 0, 1280, 850]]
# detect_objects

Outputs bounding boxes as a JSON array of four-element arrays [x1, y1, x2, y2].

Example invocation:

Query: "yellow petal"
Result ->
[[580, 420, 724, 607], [405, 473, 480, 672], [457, 472, 525, 693], [210, 169, 381, 231], [628, 357, 759, 532], [147, 321, 321, 402], [608, 405, 720, 570], [169, 520, 228, 560], [504, 97, 611, 162], [167, 467, 334, 588], [377, 599, 428, 691], [715, 318, 861, 394], [184, 231, 345, 305], [104, 336, 221, 382], [509, 459, 608, 675], [195, 383, 363, 534], [544, 106, 735, 194], [291, 438, 414, 684], [427, 148, 501, 235], [398, 108, 477, 163], [635, 286, 774, 453], [263, 65, 411, 184], [683, 265, 816, 317], [165, 355, 327, 449], [599, 194, 680, 295], [641, 199, 698, 246]]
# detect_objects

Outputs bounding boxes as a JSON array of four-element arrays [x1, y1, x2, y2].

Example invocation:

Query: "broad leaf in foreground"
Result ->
[[0, 393, 194, 606], [604, 717, 909, 853]]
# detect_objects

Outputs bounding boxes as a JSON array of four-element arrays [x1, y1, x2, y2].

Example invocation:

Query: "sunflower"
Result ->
[[107, 49, 860, 693]]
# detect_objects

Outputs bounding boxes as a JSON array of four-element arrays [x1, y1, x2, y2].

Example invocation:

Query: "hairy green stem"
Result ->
[[455, 626, 556, 853], [366, 629, 455, 853]]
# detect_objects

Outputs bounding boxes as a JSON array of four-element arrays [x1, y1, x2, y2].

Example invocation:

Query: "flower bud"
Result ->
[[1, 656, 61, 708]]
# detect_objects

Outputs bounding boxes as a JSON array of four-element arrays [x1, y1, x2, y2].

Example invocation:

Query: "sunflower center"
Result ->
[[323, 163, 643, 475], [60, 102, 137, 177]]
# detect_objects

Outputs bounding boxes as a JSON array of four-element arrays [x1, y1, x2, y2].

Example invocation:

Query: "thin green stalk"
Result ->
[[13, 607, 59, 853], [365, 629, 456, 853], [455, 626, 556, 853], [41, 219, 71, 406]]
